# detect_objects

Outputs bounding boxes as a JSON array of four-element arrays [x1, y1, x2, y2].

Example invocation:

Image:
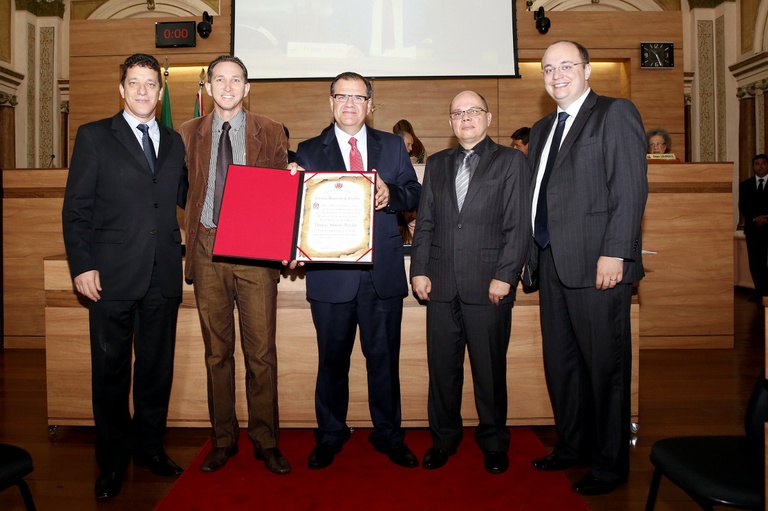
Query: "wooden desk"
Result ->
[[44, 256, 639, 428]]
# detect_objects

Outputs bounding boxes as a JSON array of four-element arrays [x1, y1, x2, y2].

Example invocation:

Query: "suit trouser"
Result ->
[[309, 270, 405, 448], [425, 297, 512, 453], [193, 231, 280, 450], [538, 246, 632, 483], [89, 267, 179, 474], [745, 231, 768, 295]]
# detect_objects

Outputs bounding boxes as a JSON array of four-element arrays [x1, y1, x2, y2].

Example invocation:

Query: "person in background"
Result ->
[[646, 127, 673, 154], [62, 53, 188, 500], [527, 40, 647, 495], [739, 154, 768, 301], [393, 118, 427, 163], [179, 54, 291, 476], [295, 71, 422, 470], [410, 90, 529, 474], [510, 126, 530, 156]]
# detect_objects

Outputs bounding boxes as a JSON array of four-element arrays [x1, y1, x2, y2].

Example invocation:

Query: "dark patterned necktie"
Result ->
[[137, 123, 156, 173], [534, 111, 569, 248], [212, 121, 233, 224]]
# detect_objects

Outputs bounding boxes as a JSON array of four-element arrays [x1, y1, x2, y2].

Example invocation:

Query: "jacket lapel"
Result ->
[[461, 139, 496, 211], [322, 128, 348, 171], [112, 113, 153, 174]]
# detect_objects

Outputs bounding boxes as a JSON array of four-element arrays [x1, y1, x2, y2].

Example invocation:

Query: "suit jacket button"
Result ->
[[457, 223, 463, 229], [150, 229, 158, 235], [154, 203, 159, 208], [152, 178, 158, 184]]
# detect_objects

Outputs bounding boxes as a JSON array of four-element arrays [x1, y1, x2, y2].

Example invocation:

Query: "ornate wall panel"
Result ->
[[38, 27, 54, 167], [717, 15, 727, 160], [1, 0, 11, 62], [26, 23, 34, 167], [698, 20, 716, 161]]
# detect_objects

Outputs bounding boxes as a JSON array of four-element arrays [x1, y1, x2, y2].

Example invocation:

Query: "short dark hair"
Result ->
[[753, 154, 768, 165], [121, 53, 161, 85], [551, 40, 590, 64], [511, 127, 531, 144], [207, 55, 248, 82], [330, 72, 373, 99]]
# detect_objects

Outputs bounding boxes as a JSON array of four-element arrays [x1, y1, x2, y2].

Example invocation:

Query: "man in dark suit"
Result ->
[[295, 71, 422, 469], [527, 41, 647, 495], [62, 53, 188, 499], [410, 91, 529, 474], [739, 154, 768, 299], [179, 55, 291, 475]]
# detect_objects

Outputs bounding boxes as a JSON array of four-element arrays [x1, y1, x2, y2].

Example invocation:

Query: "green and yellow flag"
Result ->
[[160, 79, 173, 129]]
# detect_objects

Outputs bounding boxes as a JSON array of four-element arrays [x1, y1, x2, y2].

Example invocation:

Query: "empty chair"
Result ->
[[645, 371, 767, 511], [0, 443, 36, 511]]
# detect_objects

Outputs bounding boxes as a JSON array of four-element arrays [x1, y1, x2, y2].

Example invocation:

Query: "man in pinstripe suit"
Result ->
[[527, 40, 647, 495], [410, 90, 530, 474]]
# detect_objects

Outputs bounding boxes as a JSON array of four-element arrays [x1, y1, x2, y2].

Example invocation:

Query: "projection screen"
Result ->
[[232, 0, 519, 80]]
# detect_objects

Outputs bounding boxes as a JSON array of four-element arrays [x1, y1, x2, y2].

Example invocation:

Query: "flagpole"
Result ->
[[160, 57, 173, 129]]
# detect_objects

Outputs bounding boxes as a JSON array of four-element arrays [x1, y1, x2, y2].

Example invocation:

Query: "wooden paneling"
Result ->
[[68, 2, 685, 160], [43, 257, 640, 428], [640, 163, 734, 348]]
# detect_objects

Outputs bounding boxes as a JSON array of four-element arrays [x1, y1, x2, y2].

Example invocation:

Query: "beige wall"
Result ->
[[69, 2, 685, 158]]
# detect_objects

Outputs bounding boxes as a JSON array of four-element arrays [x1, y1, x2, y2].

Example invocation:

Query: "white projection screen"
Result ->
[[232, 0, 519, 80]]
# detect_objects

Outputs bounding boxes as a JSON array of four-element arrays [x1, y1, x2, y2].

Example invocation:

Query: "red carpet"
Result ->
[[156, 428, 589, 511]]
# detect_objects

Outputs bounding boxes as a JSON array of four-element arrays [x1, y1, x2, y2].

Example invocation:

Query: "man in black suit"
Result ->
[[527, 41, 647, 495], [410, 90, 529, 474], [739, 154, 768, 299], [295, 72, 421, 470], [62, 53, 188, 499]]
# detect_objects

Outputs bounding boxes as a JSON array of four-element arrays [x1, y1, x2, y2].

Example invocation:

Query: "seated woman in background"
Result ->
[[646, 127, 673, 154], [393, 119, 427, 164]]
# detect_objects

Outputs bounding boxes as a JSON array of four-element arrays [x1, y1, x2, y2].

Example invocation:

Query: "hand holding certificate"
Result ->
[[212, 165, 375, 264]]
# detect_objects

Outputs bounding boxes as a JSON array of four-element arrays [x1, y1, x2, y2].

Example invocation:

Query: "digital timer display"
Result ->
[[155, 21, 196, 48]]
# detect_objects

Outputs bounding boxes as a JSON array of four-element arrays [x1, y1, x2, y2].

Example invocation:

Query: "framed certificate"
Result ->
[[212, 165, 375, 264]]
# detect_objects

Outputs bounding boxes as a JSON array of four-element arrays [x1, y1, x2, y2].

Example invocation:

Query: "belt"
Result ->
[[198, 224, 217, 234]]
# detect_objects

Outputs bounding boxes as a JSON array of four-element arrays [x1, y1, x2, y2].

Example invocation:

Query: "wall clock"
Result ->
[[640, 42, 674, 69]]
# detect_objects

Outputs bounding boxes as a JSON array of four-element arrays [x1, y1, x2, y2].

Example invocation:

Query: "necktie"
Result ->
[[137, 123, 156, 173], [759, 178, 765, 192], [455, 149, 474, 211], [534, 112, 570, 248], [213, 121, 233, 224], [349, 137, 364, 172]]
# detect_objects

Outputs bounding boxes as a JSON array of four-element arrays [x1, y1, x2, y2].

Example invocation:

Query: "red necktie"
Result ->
[[349, 137, 364, 172]]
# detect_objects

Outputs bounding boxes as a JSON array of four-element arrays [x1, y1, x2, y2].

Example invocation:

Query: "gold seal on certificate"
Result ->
[[295, 172, 375, 263]]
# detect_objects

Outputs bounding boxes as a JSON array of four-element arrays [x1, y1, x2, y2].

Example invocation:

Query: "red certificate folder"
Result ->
[[212, 165, 301, 262], [212, 165, 375, 263]]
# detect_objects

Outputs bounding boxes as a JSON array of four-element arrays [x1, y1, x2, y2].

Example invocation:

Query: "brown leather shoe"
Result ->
[[254, 447, 291, 474], [200, 445, 238, 473]]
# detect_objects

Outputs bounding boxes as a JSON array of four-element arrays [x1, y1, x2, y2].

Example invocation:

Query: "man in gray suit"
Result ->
[[411, 90, 529, 474], [527, 40, 647, 495]]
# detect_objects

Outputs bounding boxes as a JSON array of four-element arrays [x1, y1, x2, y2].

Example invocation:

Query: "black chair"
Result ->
[[645, 371, 767, 511], [0, 443, 36, 511]]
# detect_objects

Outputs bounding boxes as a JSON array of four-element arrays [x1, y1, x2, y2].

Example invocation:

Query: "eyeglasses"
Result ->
[[648, 142, 666, 148], [449, 108, 488, 120], [541, 62, 587, 76], [332, 94, 370, 103]]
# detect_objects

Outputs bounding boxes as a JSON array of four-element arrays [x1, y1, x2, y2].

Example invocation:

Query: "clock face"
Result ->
[[641, 42, 674, 69]]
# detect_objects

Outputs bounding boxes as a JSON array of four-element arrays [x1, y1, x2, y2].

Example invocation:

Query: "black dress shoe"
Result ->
[[200, 445, 238, 473], [484, 451, 509, 474], [308, 444, 338, 470], [254, 447, 291, 474], [94, 471, 123, 499], [374, 442, 419, 468], [422, 446, 455, 470], [134, 452, 183, 477], [571, 474, 625, 495], [531, 452, 582, 471]]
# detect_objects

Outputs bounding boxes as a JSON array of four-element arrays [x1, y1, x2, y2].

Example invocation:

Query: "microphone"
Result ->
[[48, 154, 55, 168]]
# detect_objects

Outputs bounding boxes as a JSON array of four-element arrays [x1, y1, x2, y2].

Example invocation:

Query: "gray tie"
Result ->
[[137, 124, 156, 173], [455, 149, 474, 211]]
